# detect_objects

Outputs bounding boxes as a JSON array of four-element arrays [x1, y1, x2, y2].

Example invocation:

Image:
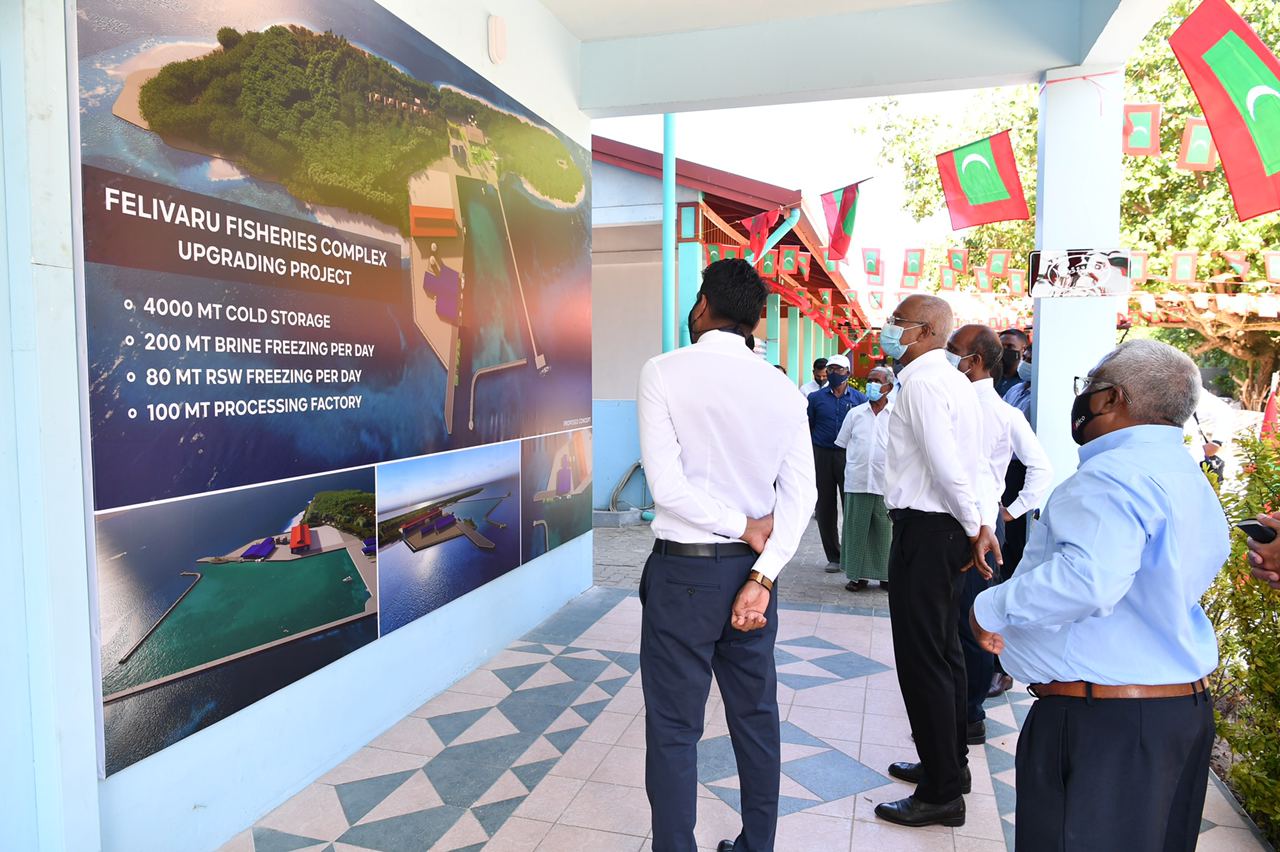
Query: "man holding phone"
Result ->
[[1241, 515, 1280, 590], [969, 340, 1228, 851]]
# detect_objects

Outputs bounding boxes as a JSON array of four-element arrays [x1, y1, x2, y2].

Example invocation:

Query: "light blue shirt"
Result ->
[[1003, 382, 1032, 422], [974, 425, 1228, 686]]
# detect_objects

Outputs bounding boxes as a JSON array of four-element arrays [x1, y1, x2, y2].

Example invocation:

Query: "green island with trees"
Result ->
[[303, 489, 376, 541], [137, 25, 584, 235]]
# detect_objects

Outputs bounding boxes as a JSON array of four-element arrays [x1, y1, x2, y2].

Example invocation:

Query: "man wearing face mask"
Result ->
[[970, 340, 1227, 852], [638, 258, 817, 852], [834, 365, 895, 591], [800, 358, 828, 397], [944, 325, 1052, 746], [995, 329, 1028, 397], [807, 353, 867, 570], [873, 295, 999, 830]]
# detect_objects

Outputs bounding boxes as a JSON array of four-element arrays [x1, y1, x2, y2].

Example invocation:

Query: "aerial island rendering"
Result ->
[[103, 22, 586, 447], [95, 470, 378, 773], [376, 442, 521, 635], [522, 430, 593, 561]]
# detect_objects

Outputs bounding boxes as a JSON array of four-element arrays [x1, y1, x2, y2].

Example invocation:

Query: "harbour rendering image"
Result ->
[[522, 429, 593, 562], [376, 442, 521, 635], [95, 468, 377, 774]]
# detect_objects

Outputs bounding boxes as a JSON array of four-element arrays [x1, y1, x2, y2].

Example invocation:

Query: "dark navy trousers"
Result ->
[[640, 549, 780, 852], [958, 514, 1004, 724]]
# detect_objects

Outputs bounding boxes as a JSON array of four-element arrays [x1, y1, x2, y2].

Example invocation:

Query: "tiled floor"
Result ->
[[220, 587, 1269, 852]]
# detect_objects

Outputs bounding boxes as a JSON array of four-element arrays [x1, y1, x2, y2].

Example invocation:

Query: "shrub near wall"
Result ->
[[1205, 435, 1280, 845]]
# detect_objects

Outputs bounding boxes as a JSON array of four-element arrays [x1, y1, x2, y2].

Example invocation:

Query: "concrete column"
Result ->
[[787, 307, 801, 385], [1033, 65, 1125, 488], [766, 294, 781, 365], [661, 114, 676, 352], [0, 0, 103, 848], [802, 318, 815, 384]]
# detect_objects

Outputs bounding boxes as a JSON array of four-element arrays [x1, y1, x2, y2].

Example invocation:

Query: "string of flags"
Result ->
[[717, 0, 1280, 326]]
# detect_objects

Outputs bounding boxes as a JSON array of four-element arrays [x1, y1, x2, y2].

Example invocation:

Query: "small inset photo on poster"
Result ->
[[522, 429, 593, 562], [1029, 250, 1132, 299], [95, 467, 378, 775], [376, 442, 521, 635]]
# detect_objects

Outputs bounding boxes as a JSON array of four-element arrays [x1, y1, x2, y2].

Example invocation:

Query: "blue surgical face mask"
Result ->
[[1018, 360, 1033, 382], [944, 351, 962, 369], [866, 382, 885, 402], [880, 323, 910, 360]]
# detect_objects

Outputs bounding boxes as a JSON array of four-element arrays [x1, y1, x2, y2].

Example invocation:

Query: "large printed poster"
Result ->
[[75, 0, 591, 774]]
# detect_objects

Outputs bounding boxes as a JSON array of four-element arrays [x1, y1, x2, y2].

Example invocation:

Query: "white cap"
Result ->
[[826, 354, 850, 370]]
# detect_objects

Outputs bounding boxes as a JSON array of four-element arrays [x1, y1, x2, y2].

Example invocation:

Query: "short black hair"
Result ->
[[700, 259, 768, 328], [813, 358, 828, 371], [972, 326, 1004, 372], [1000, 328, 1030, 344]]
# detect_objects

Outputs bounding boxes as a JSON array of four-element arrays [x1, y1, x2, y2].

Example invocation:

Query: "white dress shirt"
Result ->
[[834, 399, 894, 495], [638, 330, 818, 580], [800, 379, 824, 397], [973, 378, 1053, 527], [883, 348, 985, 536]]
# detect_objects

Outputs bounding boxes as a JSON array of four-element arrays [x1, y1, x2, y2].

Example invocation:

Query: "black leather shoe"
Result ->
[[717, 842, 735, 852], [887, 761, 971, 794], [874, 795, 966, 827], [967, 719, 986, 745]]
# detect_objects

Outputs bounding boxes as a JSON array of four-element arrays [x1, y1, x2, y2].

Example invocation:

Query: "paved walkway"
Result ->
[[219, 527, 1269, 852]]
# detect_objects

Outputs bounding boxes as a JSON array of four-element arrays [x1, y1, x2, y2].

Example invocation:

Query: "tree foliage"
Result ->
[[139, 26, 584, 234], [876, 0, 1280, 406]]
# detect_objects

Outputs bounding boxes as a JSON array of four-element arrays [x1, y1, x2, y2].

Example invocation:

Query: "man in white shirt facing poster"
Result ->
[[637, 258, 817, 852], [873, 295, 1000, 830]]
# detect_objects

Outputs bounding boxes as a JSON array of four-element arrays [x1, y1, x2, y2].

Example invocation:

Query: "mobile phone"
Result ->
[[1235, 519, 1278, 544]]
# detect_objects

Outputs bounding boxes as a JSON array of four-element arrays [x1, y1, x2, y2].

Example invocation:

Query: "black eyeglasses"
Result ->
[[1074, 375, 1130, 401]]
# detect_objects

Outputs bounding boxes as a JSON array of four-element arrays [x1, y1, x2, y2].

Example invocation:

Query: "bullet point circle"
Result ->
[[124, 299, 134, 310], [128, 409, 137, 419], [124, 336, 134, 346], [126, 372, 135, 382]]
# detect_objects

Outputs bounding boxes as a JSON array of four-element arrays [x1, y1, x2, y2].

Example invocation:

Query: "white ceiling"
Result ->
[[538, 0, 953, 42]]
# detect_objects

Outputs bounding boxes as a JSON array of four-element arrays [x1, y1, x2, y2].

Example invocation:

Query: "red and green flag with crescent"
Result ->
[[903, 248, 925, 276], [1123, 104, 1163, 156], [705, 243, 724, 266], [797, 252, 812, 280], [936, 131, 1030, 230], [863, 248, 882, 276], [723, 244, 742, 260], [780, 246, 800, 276], [1171, 0, 1280, 220], [740, 209, 782, 263], [820, 180, 868, 261]]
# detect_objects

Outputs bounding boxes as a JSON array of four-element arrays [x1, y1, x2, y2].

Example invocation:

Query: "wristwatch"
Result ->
[[747, 570, 774, 591]]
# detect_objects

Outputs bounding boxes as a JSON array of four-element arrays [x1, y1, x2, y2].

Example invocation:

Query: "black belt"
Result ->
[[888, 508, 954, 523], [653, 539, 755, 559]]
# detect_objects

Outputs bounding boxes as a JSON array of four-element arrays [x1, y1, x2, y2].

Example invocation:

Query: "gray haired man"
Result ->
[[971, 339, 1228, 852]]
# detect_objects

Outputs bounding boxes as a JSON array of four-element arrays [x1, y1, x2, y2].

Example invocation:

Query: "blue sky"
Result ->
[[377, 441, 520, 514]]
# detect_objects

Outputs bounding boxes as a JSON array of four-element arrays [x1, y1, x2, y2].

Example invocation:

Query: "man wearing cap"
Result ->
[[1200, 439, 1225, 489], [807, 353, 867, 569], [638, 259, 817, 852]]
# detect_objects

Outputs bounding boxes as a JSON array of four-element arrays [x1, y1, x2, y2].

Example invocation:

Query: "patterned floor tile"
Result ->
[[244, 582, 1268, 852]]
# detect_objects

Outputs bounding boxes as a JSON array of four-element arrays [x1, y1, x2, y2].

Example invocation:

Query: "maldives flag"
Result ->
[[723, 244, 742, 260], [1009, 269, 1027, 295], [740, 209, 782, 262], [1123, 104, 1163, 156], [987, 248, 1013, 277], [936, 131, 1030, 230], [975, 267, 993, 292], [1131, 251, 1150, 283], [780, 246, 800, 276], [1177, 118, 1219, 171], [901, 274, 919, 290], [820, 181, 867, 261], [903, 248, 925, 275], [1171, 0, 1280, 220], [759, 249, 779, 279], [863, 248, 882, 276], [939, 265, 958, 290], [1222, 250, 1250, 277], [797, 252, 812, 280], [1266, 251, 1280, 282], [948, 248, 970, 274], [705, 243, 724, 266], [1171, 251, 1200, 284]]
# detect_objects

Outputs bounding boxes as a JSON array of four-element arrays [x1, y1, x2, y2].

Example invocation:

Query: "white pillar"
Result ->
[[1032, 65, 1125, 488]]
